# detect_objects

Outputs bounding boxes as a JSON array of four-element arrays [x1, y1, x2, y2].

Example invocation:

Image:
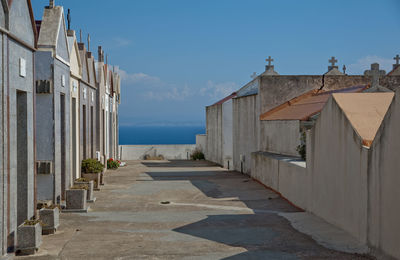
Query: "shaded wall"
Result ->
[[232, 94, 259, 174], [368, 91, 400, 259], [260, 120, 300, 157], [307, 97, 369, 243], [205, 104, 222, 165]]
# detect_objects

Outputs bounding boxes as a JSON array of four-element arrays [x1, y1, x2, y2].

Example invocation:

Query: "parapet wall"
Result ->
[[120, 144, 197, 160]]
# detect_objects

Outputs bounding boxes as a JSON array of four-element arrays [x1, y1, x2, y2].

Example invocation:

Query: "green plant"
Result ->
[[296, 131, 306, 160], [24, 219, 42, 226], [190, 149, 205, 160], [107, 158, 120, 169], [81, 159, 104, 174], [70, 184, 89, 190], [75, 177, 89, 182]]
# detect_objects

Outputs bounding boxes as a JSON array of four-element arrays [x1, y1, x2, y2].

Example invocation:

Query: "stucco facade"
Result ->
[[0, 0, 37, 255], [35, 3, 71, 203]]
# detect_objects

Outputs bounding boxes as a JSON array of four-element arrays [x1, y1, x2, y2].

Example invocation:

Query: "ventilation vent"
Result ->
[[36, 161, 53, 174], [36, 80, 52, 93]]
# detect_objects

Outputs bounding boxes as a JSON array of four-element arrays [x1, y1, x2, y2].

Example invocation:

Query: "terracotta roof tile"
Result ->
[[260, 85, 368, 121]]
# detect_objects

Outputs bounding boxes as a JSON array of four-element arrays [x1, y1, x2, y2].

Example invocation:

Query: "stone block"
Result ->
[[82, 172, 100, 190], [16, 223, 42, 255], [66, 189, 87, 210], [74, 180, 95, 202], [39, 207, 59, 235]]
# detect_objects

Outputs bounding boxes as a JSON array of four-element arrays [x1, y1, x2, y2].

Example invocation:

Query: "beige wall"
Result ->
[[307, 96, 369, 243], [368, 91, 400, 259]]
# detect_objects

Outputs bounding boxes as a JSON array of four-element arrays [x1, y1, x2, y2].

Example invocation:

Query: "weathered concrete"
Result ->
[[205, 104, 223, 165], [15, 161, 373, 259], [368, 89, 400, 259], [195, 134, 206, 153], [120, 145, 196, 160], [260, 120, 301, 157]]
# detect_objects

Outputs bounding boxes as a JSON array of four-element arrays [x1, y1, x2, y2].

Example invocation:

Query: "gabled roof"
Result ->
[[387, 66, 400, 76], [37, 5, 68, 55], [260, 85, 368, 121], [211, 92, 237, 106], [7, 0, 37, 47], [333, 93, 394, 147]]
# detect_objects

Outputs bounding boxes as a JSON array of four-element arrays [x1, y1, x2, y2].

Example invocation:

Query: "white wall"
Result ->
[[120, 145, 196, 160], [195, 134, 206, 153], [368, 91, 400, 259], [205, 104, 223, 165], [233, 94, 260, 174], [222, 100, 233, 169], [307, 97, 369, 244]]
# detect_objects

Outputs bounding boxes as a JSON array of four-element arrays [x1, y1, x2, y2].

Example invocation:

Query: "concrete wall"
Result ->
[[120, 145, 196, 160], [368, 91, 400, 259], [307, 97, 369, 244], [195, 134, 206, 153], [260, 120, 300, 157], [222, 100, 233, 169], [259, 75, 370, 113], [205, 104, 222, 165], [251, 152, 307, 209], [233, 94, 259, 174]]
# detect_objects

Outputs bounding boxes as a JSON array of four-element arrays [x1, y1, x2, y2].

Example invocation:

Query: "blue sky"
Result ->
[[31, 0, 400, 126]]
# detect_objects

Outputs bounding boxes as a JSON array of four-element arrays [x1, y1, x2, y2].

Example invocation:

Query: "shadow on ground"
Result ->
[[145, 161, 371, 259]]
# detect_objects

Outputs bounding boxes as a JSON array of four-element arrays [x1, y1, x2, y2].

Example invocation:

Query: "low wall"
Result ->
[[120, 144, 196, 160], [251, 151, 307, 210]]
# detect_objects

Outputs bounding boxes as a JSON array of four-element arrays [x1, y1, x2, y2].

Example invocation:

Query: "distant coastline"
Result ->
[[119, 125, 205, 145]]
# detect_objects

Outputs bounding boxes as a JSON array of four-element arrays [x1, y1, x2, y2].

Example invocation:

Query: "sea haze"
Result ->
[[119, 126, 205, 145]]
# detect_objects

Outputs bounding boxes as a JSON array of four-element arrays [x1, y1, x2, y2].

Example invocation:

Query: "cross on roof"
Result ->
[[251, 72, 257, 79], [266, 56, 274, 66], [394, 54, 400, 65], [67, 9, 71, 30], [364, 63, 386, 88], [329, 56, 338, 67]]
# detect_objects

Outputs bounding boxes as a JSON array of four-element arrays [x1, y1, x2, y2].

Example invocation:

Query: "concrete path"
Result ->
[[16, 160, 374, 259]]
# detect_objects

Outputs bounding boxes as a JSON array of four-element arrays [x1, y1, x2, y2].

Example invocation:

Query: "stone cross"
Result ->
[[67, 9, 71, 31], [329, 56, 338, 67], [49, 0, 55, 8], [251, 72, 257, 79], [343, 65, 346, 74], [266, 56, 274, 66], [79, 30, 82, 43], [393, 54, 400, 70], [364, 63, 386, 88]]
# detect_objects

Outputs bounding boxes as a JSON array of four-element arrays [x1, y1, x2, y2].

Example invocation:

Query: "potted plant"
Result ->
[[16, 220, 42, 255], [107, 158, 120, 170], [81, 159, 104, 190], [74, 178, 95, 202], [39, 205, 60, 235], [65, 184, 88, 212]]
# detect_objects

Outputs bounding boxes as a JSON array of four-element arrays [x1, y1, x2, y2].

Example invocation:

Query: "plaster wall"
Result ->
[[8, 0, 35, 46], [8, 38, 35, 245], [0, 31, 5, 256], [232, 94, 259, 174], [205, 104, 222, 165], [195, 134, 206, 153], [120, 145, 196, 160], [260, 120, 300, 157], [259, 75, 370, 113], [368, 92, 400, 259], [0, 2, 5, 29], [250, 152, 307, 209], [222, 100, 233, 169], [307, 97, 369, 243]]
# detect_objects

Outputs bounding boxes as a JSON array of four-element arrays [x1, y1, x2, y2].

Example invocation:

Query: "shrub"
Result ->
[[81, 159, 104, 174], [190, 149, 205, 160], [107, 158, 120, 169], [296, 132, 306, 160]]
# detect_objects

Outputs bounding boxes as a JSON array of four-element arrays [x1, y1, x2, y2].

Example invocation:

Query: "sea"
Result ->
[[119, 126, 206, 145]]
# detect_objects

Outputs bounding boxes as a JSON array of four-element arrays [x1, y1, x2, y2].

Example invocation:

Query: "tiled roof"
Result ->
[[211, 92, 237, 106], [260, 85, 368, 121], [333, 92, 394, 147]]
